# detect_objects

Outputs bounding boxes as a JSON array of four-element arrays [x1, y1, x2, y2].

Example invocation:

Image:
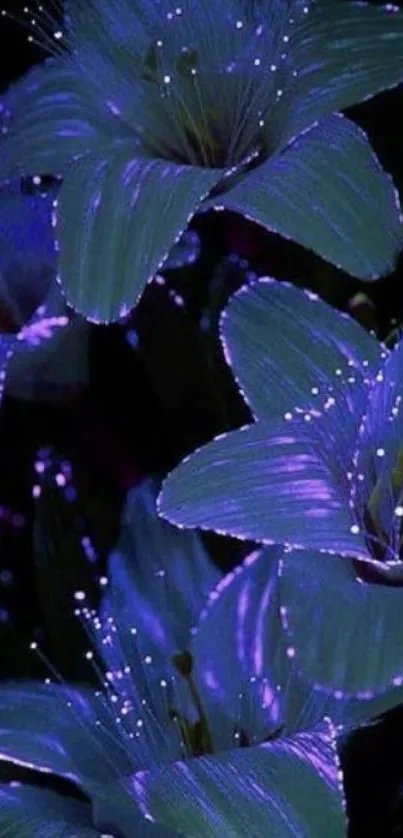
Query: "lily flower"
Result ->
[[1, 1, 403, 321], [159, 278, 403, 716], [0, 478, 347, 836]]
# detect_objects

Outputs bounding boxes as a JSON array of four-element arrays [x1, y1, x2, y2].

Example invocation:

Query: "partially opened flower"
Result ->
[[2, 1, 403, 321], [0, 478, 349, 836]]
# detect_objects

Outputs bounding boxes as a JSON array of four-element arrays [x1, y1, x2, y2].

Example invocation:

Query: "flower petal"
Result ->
[[287, 1, 403, 141], [90, 480, 219, 770], [207, 114, 402, 279], [192, 544, 396, 742], [279, 548, 403, 715], [129, 723, 346, 838], [220, 278, 379, 468], [191, 546, 289, 751], [0, 784, 98, 837], [0, 683, 132, 794], [0, 60, 121, 180], [159, 417, 368, 557], [55, 148, 224, 321], [102, 479, 220, 660]]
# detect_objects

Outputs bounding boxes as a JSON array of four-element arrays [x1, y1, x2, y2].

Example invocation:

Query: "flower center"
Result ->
[[168, 651, 284, 757], [138, 14, 279, 170]]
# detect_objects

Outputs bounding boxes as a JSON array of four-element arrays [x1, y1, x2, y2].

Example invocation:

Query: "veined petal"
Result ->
[[0, 784, 98, 837], [220, 278, 379, 471], [0, 683, 132, 794], [89, 480, 219, 771], [206, 114, 402, 279], [191, 546, 289, 751], [279, 549, 403, 718], [129, 723, 346, 838], [66, 0, 158, 136], [102, 479, 220, 661], [91, 780, 184, 837], [286, 1, 403, 142], [55, 148, 224, 321], [159, 417, 369, 557], [192, 544, 398, 742], [0, 59, 123, 180]]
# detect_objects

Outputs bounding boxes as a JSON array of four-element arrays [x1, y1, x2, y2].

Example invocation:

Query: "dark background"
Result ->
[[1, 2, 403, 835]]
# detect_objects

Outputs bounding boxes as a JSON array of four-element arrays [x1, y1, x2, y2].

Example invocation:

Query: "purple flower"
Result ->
[[1, 1, 403, 321], [0, 479, 346, 836], [159, 279, 403, 713]]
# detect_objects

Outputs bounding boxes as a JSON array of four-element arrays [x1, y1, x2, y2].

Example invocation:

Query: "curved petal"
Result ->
[[55, 148, 224, 321], [101, 479, 220, 663], [221, 277, 381, 416], [0, 784, 98, 837], [0, 59, 122, 180], [286, 1, 403, 142], [207, 114, 402, 279], [279, 548, 403, 712], [129, 723, 346, 838], [220, 278, 380, 470], [159, 418, 369, 557], [0, 683, 132, 795], [191, 547, 289, 751]]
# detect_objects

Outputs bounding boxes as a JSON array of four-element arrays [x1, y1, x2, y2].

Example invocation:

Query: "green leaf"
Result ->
[[0, 59, 121, 180], [56, 148, 224, 321], [131, 724, 346, 837], [279, 548, 403, 703], [158, 417, 369, 558], [0, 785, 98, 838], [287, 0, 403, 141], [207, 114, 402, 279]]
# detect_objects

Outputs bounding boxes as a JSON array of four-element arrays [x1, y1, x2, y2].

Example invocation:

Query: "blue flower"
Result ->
[[0, 478, 347, 836], [1, 1, 403, 321], [159, 278, 403, 712]]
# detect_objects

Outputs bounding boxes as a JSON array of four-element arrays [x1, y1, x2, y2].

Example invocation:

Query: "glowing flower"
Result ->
[[1, 1, 403, 321], [0, 478, 347, 836], [159, 279, 403, 714]]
